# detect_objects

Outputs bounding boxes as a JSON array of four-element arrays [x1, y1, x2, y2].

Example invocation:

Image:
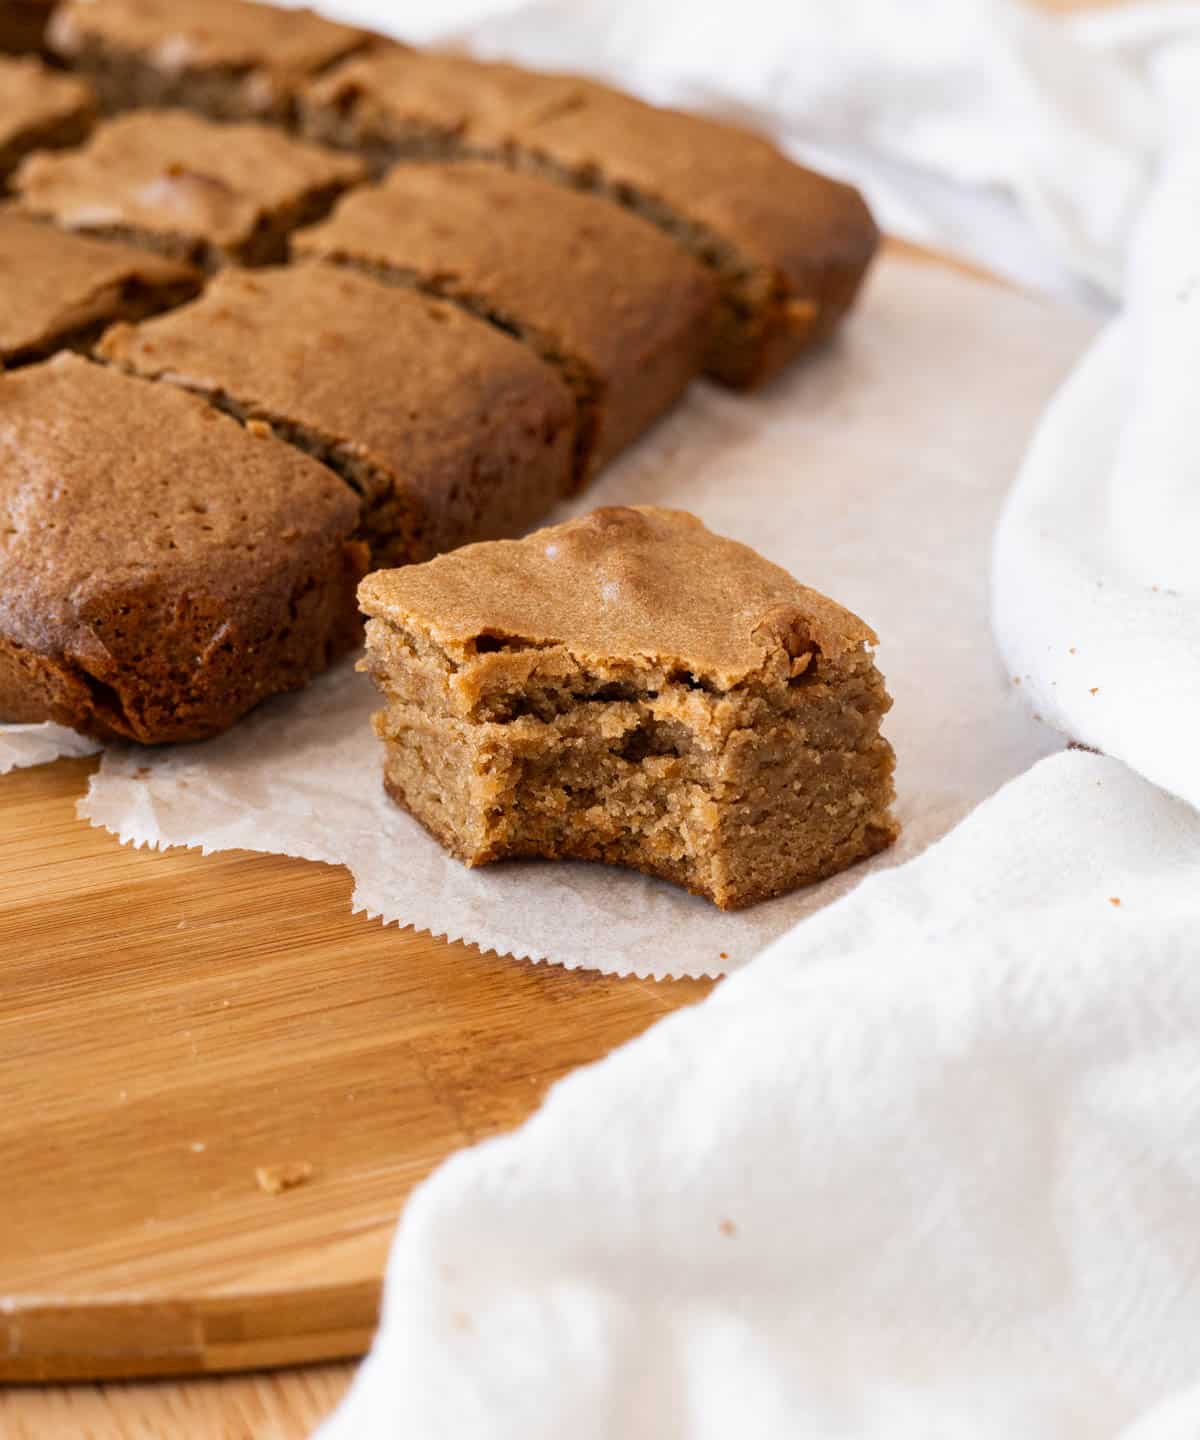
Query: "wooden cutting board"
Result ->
[[0, 754, 712, 1382], [0, 238, 982, 1389]]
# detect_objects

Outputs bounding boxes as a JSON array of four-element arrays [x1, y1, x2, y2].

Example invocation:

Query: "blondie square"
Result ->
[[294, 161, 717, 481], [13, 110, 365, 267], [0, 212, 199, 364], [301, 50, 878, 388], [99, 263, 576, 566], [360, 507, 898, 909], [48, 0, 375, 120], [0, 354, 365, 743], [0, 54, 94, 182]]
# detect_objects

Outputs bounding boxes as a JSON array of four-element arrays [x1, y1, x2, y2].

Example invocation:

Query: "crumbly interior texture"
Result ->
[[361, 507, 897, 909], [300, 50, 877, 388], [48, 0, 374, 119], [0, 354, 365, 743], [13, 110, 365, 268]]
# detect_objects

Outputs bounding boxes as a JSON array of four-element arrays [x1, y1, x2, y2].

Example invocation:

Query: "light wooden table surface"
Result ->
[[1, 0, 1115, 1434]]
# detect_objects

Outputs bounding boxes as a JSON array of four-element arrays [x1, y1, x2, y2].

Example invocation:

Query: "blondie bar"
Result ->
[[48, 0, 375, 120], [0, 354, 364, 742], [360, 507, 897, 909], [301, 50, 878, 388], [99, 263, 576, 566], [294, 161, 716, 481], [0, 54, 94, 182], [0, 212, 199, 365], [14, 110, 365, 267]]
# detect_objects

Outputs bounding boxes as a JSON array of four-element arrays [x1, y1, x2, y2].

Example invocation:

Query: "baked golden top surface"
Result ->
[[50, 0, 369, 74], [0, 54, 93, 143], [0, 212, 196, 358], [99, 262, 575, 499], [360, 506, 877, 686], [0, 353, 357, 656], [296, 161, 717, 380], [14, 111, 364, 245], [304, 48, 878, 291]]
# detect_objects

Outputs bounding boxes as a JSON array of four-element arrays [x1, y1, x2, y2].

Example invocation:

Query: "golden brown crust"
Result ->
[[300, 49, 878, 388], [0, 354, 364, 743], [508, 83, 880, 385], [359, 505, 878, 690], [0, 54, 94, 179], [294, 161, 717, 477], [97, 263, 577, 566], [0, 212, 200, 363], [48, 0, 377, 120], [51, 0, 370, 74], [13, 110, 365, 266]]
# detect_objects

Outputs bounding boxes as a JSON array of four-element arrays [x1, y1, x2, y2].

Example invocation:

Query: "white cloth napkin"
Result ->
[[314, 1, 1200, 1436], [326, 752, 1200, 1440], [994, 78, 1200, 811]]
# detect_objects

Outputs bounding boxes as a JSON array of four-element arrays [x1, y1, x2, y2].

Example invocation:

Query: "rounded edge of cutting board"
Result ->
[[1, 758, 713, 1383], [0, 1280, 379, 1382]]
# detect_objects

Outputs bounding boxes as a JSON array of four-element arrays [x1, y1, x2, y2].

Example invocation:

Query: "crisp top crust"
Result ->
[[0, 54, 94, 143], [512, 85, 879, 295], [49, 0, 371, 75], [360, 506, 877, 686], [98, 262, 574, 502], [303, 48, 573, 139], [0, 212, 197, 359], [295, 161, 716, 384], [0, 353, 357, 657], [13, 111, 364, 246], [304, 50, 877, 292]]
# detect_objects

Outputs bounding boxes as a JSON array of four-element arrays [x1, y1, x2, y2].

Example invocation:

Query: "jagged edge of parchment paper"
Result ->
[[75, 775, 728, 982]]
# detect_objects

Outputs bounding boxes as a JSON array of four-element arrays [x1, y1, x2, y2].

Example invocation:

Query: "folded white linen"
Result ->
[[994, 83, 1200, 810], [321, 752, 1200, 1440]]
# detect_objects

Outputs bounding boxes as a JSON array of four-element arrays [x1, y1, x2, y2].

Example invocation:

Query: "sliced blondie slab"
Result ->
[[301, 50, 878, 388], [0, 54, 94, 182], [99, 264, 576, 566], [0, 212, 199, 365], [13, 110, 365, 267], [0, 354, 365, 743], [48, 0, 376, 120], [361, 506, 898, 909], [294, 161, 716, 481]]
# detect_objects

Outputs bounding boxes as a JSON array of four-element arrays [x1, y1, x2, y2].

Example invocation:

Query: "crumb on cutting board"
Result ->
[[255, 1161, 314, 1195]]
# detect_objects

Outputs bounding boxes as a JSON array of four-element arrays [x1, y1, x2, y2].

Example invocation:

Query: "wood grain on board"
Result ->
[[1, 756, 711, 1386]]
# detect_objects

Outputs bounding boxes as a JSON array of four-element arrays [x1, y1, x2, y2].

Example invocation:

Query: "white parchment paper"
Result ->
[[74, 255, 1092, 977], [0, 724, 99, 776]]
